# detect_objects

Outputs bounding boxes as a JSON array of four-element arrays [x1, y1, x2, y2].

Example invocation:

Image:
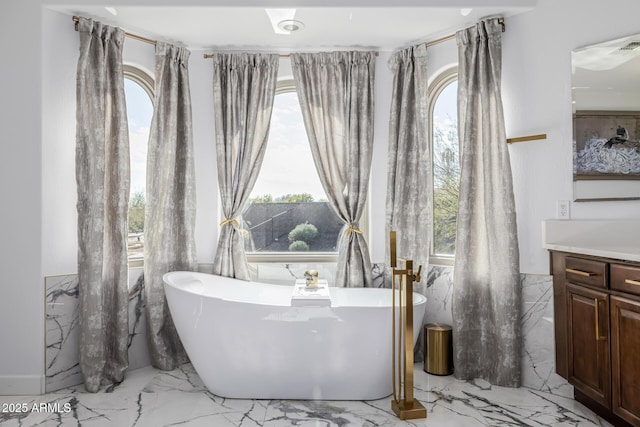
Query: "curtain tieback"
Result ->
[[219, 218, 239, 228], [345, 223, 363, 236]]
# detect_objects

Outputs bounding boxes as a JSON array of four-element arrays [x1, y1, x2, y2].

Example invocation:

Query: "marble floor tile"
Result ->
[[0, 364, 613, 427]]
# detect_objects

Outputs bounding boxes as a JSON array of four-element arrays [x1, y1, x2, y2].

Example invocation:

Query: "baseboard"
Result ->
[[0, 374, 45, 396]]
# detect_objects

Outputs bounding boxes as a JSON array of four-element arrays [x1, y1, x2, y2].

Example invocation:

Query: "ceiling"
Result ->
[[573, 33, 640, 92], [52, 5, 534, 51]]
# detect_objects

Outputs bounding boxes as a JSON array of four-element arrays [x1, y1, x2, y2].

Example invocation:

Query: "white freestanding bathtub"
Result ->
[[163, 271, 426, 400]]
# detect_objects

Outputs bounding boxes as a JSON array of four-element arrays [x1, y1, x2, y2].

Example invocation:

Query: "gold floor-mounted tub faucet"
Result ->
[[389, 231, 426, 420]]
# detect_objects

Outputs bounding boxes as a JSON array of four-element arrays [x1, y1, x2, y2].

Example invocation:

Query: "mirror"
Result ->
[[572, 34, 640, 201]]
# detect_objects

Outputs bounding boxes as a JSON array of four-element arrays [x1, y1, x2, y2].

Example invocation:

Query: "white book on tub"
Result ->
[[291, 280, 331, 306]]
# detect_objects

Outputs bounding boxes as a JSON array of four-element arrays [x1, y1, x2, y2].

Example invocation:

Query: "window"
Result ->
[[123, 66, 154, 266], [243, 80, 345, 261], [429, 70, 459, 263]]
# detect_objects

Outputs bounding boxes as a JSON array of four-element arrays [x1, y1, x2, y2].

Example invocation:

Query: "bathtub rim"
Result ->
[[163, 270, 427, 308]]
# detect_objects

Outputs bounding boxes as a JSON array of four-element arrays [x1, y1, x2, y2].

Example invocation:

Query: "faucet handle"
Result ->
[[414, 265, 422, 283]]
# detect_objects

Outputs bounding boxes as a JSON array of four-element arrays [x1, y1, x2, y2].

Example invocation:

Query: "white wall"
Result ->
[[503, 0, 640, 274], [42, 10, 81, 276], [3, 0, 640, 395], [369, 51, 393, 262], [0, 1, 44, 395], [190, 52, 219, 264], [41, 10, 219, 276]]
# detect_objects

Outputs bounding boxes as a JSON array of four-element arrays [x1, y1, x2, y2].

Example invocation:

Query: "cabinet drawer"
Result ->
[[565, 257, 608, 289], [611, 264, 640, 297]]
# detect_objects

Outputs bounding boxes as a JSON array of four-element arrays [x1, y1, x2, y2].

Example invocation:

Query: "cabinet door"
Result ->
[[566, 284, 610, 408], [611, 296, 640, 426]]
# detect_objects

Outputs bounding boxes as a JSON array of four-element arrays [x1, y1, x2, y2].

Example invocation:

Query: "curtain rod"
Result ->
[[73, 14, 503, 56], [425, 17, 505, 48], [71, 14, 535, 145], [72, 15, 378, 58], [203, 52, 379, 59], [72, 16, 157, 46], [203, 17, 504, 58]]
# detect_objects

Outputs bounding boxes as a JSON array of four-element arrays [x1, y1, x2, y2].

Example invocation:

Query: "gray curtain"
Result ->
[[75, 17, 129, 392], [212, 53, 279, 280], [144, 42, 197, 370], [452, 18, 521, 387], [385, 44, 431, 361], [291, 52, 375, 288], [385, 44, 431, 291]]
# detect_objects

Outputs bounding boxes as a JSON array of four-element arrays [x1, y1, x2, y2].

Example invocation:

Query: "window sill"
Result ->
[[128, 255, 144, 269], [428, 255, 454, 267], [246, 252, 338, 264]]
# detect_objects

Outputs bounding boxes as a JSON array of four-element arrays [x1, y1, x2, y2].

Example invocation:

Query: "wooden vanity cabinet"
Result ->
[[610, 295, 640, 426], [551, 251, 640, 427], [566, 284, 610, 408]]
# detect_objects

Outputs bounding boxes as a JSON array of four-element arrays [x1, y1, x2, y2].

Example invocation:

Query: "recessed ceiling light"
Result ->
[[460, 8, 472, 16], [105, 7, 117, 16], [277, 19, 305, 32], [265, 9, 297, 34]]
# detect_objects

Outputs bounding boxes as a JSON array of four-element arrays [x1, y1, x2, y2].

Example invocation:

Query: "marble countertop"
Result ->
[[542, 219, 640, 262]]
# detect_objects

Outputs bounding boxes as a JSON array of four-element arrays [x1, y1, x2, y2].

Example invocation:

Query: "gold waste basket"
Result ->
[[424, 323, 453, 375]]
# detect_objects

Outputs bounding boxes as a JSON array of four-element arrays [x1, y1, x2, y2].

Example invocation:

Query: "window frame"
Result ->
[[243, 78, 369, 264], [124, 64, 154, 99], [428, 67, 458, 267], [123, 65, 154, 268]]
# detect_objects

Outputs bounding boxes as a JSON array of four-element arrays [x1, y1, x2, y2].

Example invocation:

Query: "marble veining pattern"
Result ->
[[418, 267, 572, 394], [371, 262, 386, 288], [1, 363, 612, 427], [44, 269, 151, 392], [45, 264, 569, 396], [423, 265, 454, 325], [126, 269, 152, 371], [45, 274, 82, 392], [520, 274, 573, 398]]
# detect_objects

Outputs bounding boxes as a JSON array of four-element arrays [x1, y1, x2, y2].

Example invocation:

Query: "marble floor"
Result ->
[[0, 363, 613, 427]]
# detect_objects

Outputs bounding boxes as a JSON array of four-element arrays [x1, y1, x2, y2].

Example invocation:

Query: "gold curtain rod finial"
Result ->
[[425, 16, 506, 48]]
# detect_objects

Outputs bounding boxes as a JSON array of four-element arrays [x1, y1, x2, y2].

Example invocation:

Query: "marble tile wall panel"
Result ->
[[520, 273, 573, 397], [45, 269, 151, 392], [371, 262, 386, 288], [45, 274, 82, 392], [419, 266, 572, 395], [127, 268, 151, 371], [423, 265, 454, 325]]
